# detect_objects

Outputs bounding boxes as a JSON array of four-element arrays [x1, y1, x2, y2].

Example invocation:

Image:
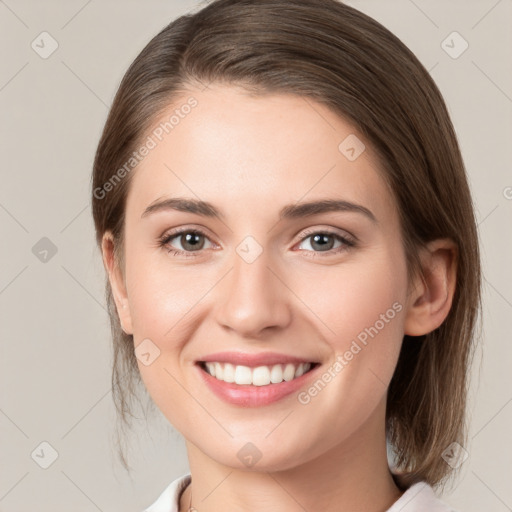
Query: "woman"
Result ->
[[91, 1, 481, 510]]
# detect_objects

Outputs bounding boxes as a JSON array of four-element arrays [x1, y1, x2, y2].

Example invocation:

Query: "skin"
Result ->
[[102, 84, 457, 512]]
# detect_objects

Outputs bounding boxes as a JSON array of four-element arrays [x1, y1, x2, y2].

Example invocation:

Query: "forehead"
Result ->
[[125, 84, 396, 224]]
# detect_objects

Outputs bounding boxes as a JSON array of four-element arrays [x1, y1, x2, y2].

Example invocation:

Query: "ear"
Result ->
[[101, 231, 133, 335], [403, 238, 457, 336]]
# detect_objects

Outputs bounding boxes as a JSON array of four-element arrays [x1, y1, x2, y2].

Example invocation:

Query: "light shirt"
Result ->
[[143, 472, 459, 512]]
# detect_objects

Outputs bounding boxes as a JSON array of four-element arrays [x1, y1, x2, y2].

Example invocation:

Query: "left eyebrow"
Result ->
[[279, 199, 377, 224], [141, 197, 377, 224]]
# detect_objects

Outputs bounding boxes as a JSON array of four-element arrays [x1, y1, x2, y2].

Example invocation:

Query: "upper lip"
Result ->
[[197, 351, 320, 368]]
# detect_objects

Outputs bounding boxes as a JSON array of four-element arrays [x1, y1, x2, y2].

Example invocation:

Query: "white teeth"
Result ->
[[205, 362, 216, 377], [295, 363, 305, 378], [283, 363, 296, 382], [223, 363, 235, 383], [214, 362, 223, 380], [234, 365, 253, 385], [270, 364, 283, 383], [252, 366, 270, 386], [203, 362, 313, 386]]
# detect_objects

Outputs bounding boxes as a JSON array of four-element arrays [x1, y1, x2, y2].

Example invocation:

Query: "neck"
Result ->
[[179, 398, 403, 512]]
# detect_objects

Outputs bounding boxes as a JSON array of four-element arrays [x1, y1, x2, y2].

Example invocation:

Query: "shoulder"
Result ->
[[387, 481, 459, 512], [143, 472, 191, 512]]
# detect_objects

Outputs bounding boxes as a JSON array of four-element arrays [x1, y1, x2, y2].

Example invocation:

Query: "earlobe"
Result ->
[[403, 238, 457, 337], [101, 232, 133, 335]]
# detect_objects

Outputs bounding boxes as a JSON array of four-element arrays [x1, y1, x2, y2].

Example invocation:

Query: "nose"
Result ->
[[214, 247, 292, 338]]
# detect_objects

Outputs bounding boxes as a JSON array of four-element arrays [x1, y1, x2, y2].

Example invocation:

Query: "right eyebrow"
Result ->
[[141, 197, 223, 219]]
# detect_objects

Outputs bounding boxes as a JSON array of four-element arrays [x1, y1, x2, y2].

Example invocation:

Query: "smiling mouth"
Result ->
[[197, 361, 320, 387]]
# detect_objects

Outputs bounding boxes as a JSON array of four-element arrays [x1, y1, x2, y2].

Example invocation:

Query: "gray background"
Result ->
[[0, 0, 511, 510]]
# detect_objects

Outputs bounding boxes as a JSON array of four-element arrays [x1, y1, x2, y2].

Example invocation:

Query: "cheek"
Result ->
[[295, 254, 406, 349], [125, 250, 205, 337], [293, 251, 407, 406], [288, 257, 406, 439], [125, 256, 199, 417]]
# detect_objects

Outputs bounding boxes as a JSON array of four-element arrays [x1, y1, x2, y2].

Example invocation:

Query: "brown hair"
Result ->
[[91, 0, 481, 491]]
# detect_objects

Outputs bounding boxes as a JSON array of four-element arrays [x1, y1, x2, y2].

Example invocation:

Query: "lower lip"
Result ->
[[195, 363, 320, 407]]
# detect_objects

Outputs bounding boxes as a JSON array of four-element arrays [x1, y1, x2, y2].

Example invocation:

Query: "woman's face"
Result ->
[[113, 83, 413, 470]]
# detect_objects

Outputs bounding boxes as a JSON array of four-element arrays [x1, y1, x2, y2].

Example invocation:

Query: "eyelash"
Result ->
[[157, 227, 356, 259]]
